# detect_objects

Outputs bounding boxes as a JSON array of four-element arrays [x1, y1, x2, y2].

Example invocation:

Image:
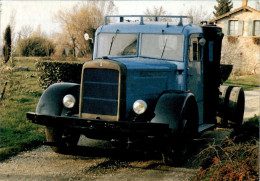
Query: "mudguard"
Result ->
[[36, 83, 80, 116], [151, 91, 198, 133]]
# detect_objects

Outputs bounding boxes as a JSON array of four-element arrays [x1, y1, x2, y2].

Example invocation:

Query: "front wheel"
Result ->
[[45, 127, 80, 154], [163, 100, 198, 166]]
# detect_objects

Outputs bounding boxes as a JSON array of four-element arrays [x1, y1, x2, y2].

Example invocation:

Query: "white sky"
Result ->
[[0, 0, 259, 39]]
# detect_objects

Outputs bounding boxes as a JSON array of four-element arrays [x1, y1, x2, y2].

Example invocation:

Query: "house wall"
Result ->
[[215, 10, 260, 74]]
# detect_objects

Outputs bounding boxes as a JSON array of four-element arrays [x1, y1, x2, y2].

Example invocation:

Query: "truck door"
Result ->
[[187, 35, 203, 124]]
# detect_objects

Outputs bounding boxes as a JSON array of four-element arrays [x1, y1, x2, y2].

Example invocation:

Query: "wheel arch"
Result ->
[[151, 91, 199, 133], [36, 82, 80, 116]]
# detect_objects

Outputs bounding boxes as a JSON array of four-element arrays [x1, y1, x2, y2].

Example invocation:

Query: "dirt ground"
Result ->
[[0, 90, 258, 181]]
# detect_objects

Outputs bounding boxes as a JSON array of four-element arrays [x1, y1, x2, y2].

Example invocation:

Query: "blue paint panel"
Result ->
[[209, 41, 214, 62], [111, 58, 179, 119]]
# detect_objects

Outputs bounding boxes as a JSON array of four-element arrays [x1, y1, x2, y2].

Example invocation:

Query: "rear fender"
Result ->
[[151, 91, 198, 133], [36, 83, 80, 116]]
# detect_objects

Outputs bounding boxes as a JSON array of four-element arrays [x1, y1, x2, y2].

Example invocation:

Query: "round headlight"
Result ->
[[133, 100, 147, 115], [63, 94, 76, 108]]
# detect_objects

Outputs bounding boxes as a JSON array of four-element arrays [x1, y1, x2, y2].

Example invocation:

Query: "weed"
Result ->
[[194, 117, 259, 180]]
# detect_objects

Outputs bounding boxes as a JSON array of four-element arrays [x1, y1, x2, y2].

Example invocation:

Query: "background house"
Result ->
[[210, 0, 260, 75]]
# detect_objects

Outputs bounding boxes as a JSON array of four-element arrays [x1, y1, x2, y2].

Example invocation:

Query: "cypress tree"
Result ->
[[213, 0, 233, 17], [3, 25, 12, 63]]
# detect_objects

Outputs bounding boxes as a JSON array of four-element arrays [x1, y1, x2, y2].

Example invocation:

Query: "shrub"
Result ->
[[35, 61, 84, 89], [3, 25, 12, 63], [17, 36, 55, 57], [194, 117, 259, 180], [227, 36, 238, 44], [252, 37, 260, 45], [195, 139, 258, 181], [230, 116, 259, 143]]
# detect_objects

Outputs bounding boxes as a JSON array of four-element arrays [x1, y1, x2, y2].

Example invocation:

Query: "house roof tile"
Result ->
[[209, 6, 260, 23]]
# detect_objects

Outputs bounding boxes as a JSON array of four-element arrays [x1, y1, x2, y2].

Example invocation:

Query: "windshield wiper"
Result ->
[[108, 29, 119, 55], [161, 38, 168, 58]]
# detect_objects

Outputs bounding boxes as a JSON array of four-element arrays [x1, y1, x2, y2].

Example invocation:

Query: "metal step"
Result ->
[[198, 124, 216, 133]]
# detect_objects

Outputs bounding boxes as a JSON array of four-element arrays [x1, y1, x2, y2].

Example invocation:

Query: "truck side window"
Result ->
[[189, 38, 201, 61]]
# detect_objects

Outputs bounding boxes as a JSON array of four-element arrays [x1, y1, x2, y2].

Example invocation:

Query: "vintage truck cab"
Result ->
[[27, 15, 245, 165]]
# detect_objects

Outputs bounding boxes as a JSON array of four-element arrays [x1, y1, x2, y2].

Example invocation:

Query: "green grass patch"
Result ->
[[0, 56, 89, 161], [0, 57, 45, 161], [224, 74, 260, 91]]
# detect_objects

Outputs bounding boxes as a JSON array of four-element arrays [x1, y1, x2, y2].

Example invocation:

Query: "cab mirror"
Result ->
[[84, 33, 93, 43], [199, 38, 206, 46]]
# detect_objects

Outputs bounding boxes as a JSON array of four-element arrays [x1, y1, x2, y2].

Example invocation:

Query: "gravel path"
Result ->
[[0, 138, 198, 181], [0, 90, 258, 181], [244, 89, 260, 121]]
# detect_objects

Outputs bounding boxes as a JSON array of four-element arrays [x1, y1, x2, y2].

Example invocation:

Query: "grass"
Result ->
[[224, 74, 259, 91], [0, 57, 46, 161], [0, 56, 88, 161]]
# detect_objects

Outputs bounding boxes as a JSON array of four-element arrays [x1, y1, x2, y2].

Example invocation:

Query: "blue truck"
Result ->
[[27, 15, 245, 165]]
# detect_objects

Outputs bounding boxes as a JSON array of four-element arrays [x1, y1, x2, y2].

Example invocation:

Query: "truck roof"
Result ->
[[96, 15, 203, 36]]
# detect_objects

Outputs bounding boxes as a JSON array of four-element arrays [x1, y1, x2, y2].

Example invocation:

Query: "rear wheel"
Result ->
[[45, 127, 80, 153], [163, 100, 198, 166], [218, 86, 245, 128]]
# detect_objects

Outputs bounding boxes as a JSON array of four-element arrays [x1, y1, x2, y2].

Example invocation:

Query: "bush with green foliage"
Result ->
[[35, 61, 84, 89], [17, 36, 55, 57]]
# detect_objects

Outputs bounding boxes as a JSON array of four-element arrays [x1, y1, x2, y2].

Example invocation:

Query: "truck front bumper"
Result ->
[[26, 112, 170, 139]]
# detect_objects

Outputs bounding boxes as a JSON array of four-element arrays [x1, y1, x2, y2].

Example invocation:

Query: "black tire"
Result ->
[[45, 126, 80, 154], [218, 86, 245, 128], [163, 99, 198, 166]]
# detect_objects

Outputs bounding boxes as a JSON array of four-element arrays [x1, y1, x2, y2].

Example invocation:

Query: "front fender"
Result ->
[[36, 83, 80, 116], [151, 91, 197, 132]]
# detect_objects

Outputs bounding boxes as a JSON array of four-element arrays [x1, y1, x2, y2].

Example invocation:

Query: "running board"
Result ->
[[198, 124, 216, 133]]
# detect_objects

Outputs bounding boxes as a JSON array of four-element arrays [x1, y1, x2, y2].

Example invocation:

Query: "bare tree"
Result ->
[[144, 6, 167, 16], [182, 5, 213, 25], [19, 25, 33, 39], [55, 0, 117, 57], [9, 10, 16, 41], [9, 10, 16, 62], [144, 6, 168, 22]]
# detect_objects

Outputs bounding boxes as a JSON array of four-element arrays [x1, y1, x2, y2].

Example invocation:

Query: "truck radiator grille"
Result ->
[[82, 68, 119, 116]]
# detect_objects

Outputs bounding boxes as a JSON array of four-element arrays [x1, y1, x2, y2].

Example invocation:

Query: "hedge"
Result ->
[[35, 61, 84, 89], [35, 61, 232, 89]]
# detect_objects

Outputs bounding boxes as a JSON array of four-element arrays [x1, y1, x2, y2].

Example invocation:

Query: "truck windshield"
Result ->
[[141, 34, 184, 61], [97, 33, 138, 57]]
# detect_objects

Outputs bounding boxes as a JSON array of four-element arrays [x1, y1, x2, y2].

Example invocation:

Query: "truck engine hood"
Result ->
[[105, 57, 178, 120], [110, 57, 177, 71]]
